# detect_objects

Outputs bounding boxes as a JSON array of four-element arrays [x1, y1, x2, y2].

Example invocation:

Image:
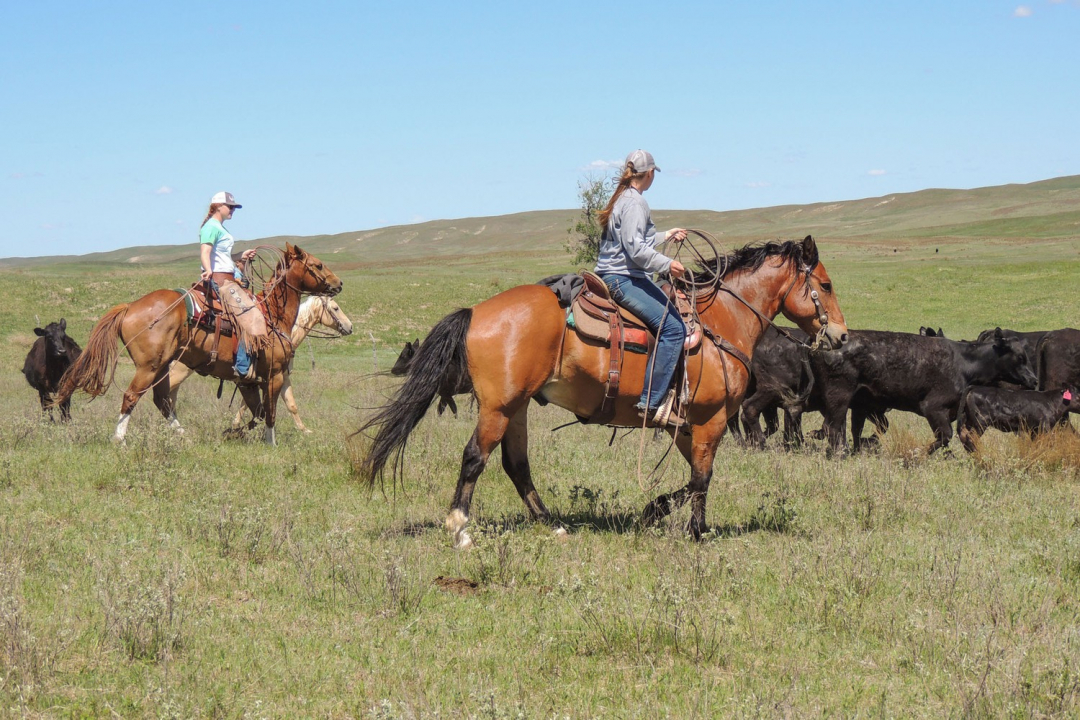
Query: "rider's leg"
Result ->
[[603, 274, 686, 412]]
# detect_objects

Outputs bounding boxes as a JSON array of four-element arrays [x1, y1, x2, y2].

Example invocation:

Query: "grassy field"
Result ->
[[3, 179, 1080, 717]]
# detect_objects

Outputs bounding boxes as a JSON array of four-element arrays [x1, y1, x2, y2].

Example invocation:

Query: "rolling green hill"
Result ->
[[5, 174, 1079, 269]]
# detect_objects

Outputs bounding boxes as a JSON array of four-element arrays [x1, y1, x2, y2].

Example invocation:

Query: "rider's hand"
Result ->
[[241, 249, 257, 261], [669, 260, 687, 279], [200, 268, 211, 281], [667, 228, 688, 243]]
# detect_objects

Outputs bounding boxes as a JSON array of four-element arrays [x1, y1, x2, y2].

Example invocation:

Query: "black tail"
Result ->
[[956, 385, 972, 435], [357, 308, 472, 484], [778, 350, 815, 409]]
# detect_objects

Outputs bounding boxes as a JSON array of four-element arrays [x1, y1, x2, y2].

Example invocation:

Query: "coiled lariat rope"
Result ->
[[631, 230, 723, 499]]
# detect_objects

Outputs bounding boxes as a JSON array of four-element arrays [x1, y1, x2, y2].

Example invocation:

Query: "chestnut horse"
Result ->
[[359, 235, 848, 547], [55, 244, 342, 445], [167, 294, 354, 434]]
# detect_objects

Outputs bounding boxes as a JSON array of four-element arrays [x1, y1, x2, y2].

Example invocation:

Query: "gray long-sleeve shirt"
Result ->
[[594, 187, 671, 278]]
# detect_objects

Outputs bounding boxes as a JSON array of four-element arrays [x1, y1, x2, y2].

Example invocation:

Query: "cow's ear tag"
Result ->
[[1064, 390, 1072, 402]]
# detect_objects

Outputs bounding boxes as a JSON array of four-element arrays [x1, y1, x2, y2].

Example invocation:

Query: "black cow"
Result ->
[[739, 326, 888, 450], [391, 339, 419, 376], [1034, 328, 1080, 392], [976, 328, 1051, 389], [22, 318, 82, 421], [957, 386, 1077, 452], [390, 338, 468, 416], [811, 328, 1038, 455]]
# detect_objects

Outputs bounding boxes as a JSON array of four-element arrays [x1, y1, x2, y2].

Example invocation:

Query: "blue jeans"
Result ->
[[602, 274, 687, 411]]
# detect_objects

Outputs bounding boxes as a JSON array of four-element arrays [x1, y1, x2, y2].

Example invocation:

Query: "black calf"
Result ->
[[957, 386, 1077, 452]]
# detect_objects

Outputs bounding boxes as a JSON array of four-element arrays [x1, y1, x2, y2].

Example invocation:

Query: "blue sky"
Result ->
[[2, 0, 1078, 258]]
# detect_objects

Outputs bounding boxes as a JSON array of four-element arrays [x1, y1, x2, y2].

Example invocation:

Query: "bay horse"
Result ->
[[358, 235, 848, 547], [167, 294, 354, 434], [55, 243, 342, 445]]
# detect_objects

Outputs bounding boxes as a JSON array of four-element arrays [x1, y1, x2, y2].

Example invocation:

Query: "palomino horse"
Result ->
[[56, 244, 342, 445], [359, 235, 848, 547], [168, 294, 353, 434]]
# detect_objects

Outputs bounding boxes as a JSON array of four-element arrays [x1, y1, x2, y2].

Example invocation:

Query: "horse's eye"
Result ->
[[820, 282, 832, 293]]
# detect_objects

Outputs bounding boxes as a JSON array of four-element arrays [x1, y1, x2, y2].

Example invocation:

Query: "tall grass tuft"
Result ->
[[96, 557, 186, 662]]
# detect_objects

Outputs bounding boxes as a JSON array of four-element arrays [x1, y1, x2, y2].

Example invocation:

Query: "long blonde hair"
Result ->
[[597, 163, 652, 232], [200, 203, 227, 228]]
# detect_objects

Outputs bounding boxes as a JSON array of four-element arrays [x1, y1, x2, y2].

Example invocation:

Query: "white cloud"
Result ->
[[583, 159, 622, 172], [1014, 5, 1033, 17], [155, 186, 173, 195], [868, 169, 887, 176]]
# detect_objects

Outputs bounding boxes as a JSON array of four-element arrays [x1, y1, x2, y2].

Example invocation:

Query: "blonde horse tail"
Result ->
[[55, 303, 129, 404]]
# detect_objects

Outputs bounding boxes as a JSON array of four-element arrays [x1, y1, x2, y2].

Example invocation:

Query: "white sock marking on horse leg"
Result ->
[[114, 413, 132, 443], [263, 426, 276, 446], [167, 415, 184, 435], [446, 509, 472, 549]]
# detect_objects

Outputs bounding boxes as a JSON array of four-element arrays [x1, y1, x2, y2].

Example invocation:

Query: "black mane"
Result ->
[[687, 236, 818, 285]]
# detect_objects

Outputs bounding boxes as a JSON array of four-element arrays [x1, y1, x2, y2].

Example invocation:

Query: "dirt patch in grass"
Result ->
[[434, 576, 479, 595]]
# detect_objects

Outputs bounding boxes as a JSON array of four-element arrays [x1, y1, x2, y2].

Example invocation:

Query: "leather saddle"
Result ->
[[568, 271, 702, 424], [188, 280, 235, 338]]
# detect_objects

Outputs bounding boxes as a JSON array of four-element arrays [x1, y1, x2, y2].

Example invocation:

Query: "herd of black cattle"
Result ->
[[21, 317, 1080, 456], [734, 326, 1080, 455]]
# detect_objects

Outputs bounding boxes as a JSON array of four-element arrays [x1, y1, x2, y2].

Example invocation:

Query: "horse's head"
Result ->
[[320, 296, 353, 336], [779, 236, 848, 350], [286, 243, 343, 296]]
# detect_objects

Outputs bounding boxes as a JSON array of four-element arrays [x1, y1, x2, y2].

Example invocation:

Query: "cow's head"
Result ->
[[34, 319, 69, 358], [391, 339, 419, 376], [991, 328, 1038, 389]]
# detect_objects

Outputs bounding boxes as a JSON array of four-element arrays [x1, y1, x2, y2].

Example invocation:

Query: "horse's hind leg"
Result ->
[[115, 366, 162, 443], [447, 406, 514, 549], [499, 405, 550, 522], [151, 368, 183, 435]]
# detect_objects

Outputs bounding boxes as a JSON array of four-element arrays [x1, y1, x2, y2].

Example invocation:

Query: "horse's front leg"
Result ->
[[279, 375, 310, 433], [261, 373, 285, 446], [642, 415, 725, 539]]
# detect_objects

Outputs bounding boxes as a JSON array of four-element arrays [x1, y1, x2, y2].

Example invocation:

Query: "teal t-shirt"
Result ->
[[200, 218, 236, 273]]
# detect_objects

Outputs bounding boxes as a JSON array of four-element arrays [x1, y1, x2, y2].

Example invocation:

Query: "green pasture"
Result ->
[[3, 183, 1080, 718]]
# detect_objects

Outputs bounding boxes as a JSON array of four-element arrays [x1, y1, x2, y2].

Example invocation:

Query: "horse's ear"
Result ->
[[291, 244, 306, 259], [801, 235, 819, 267], [994, 327, 1004, 342], [34, 327, 45, 336], [59, 318, 66, 331]]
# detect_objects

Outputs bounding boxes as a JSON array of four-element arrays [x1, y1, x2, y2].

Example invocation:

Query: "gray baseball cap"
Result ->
[[210, 191, 242, 208], [626, 149, 660, 174]]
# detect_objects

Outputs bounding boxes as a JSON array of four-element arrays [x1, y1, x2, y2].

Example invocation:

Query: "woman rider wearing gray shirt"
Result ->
[[595, 150, 688, 424]]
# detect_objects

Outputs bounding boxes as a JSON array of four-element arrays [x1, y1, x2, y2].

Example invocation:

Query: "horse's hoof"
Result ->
[[553, 527, 569, 540], [454, 530, 473, 550], [641, 494, 671, 527]]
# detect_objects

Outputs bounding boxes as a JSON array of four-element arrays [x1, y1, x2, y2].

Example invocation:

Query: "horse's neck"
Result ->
[[291, 299, 317, 345], [702, 266, 791, 353], [263, 270, 302, 335]]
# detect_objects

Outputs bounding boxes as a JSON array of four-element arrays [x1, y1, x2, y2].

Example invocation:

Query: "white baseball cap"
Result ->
[[210, 191, 242, 208], [626, 149, 660, 174]]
